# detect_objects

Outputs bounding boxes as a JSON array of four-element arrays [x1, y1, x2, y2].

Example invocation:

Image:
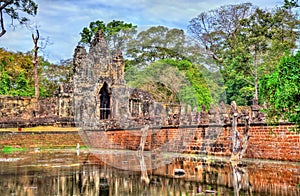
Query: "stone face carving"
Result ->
[[72, 29, 129, 129]]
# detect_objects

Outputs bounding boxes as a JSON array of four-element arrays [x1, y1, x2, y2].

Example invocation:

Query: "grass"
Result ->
[[2, 146, 27, 154], [0, 126, 78, 132], [0, 145, 87, 153]]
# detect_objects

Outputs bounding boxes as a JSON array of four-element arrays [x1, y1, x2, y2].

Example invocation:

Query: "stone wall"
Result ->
[[0, 122, 298, 162], [0, 95, 74, 128], [81, 123, 299, 162], [0, 131, 83, 148], [0, 96, 36, 120]]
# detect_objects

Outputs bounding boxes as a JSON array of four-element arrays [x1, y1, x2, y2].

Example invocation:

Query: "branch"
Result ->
[[32, 29, 39, 44], [0, 10, 6, 37], [207, 46, 223, 64], [241, 76, 254, 86], [0, 0, 13, 10]]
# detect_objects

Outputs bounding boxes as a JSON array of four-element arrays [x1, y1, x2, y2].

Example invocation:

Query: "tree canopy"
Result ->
[[79, 20, 137, 52], [125, 58, 212, 109], [188, 3, 299, 105], [0, 48, 72, 97], [260, 52, 300, 132], [0, 0, 38, 37], [126, 26, 187, 64]]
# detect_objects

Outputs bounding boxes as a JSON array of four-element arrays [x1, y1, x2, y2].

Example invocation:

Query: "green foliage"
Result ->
[[126, 26, 187, 64], [39, 58, 73, 97], [0, 48, 72, 97], [0, 49, 35, 96], [79, 20, 137, 51], [260, 52, 300, 132], [125, 59, 212, 110], [188, 3, 299, 105], [283, 0, 299, 8], [226, 76, 254, 105], [10, 72, 34, 96]]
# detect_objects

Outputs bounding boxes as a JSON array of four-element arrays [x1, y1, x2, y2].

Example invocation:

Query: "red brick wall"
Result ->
[[0, 124, 299, 161], [81, 123, 299, 162], [246, 124, 299, 161]]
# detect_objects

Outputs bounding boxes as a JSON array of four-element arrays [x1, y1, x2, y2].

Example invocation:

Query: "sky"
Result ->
[[0, 0, 284, 64]]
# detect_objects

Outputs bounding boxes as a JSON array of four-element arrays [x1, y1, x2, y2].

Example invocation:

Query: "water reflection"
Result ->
[[231, 161, 252, 196], [0, 150, 299, 196]]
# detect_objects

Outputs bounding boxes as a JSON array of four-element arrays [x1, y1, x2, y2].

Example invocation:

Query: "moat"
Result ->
[[0, 149, 299, 196]]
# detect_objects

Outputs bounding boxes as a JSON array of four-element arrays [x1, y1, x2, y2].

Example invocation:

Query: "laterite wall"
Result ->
[[82, 123, 299, 162], [0, 123, 299, 161]]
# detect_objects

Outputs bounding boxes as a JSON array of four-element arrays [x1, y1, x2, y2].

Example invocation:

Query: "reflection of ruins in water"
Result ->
[[0, 151, 298, 196]]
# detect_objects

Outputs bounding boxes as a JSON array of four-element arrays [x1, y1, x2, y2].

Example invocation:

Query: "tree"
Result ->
[[0, 68, 9, 94], [125, 59, 212, 110], [79, 20, 137, 52], [188, 3, 299, 105], [0, 48, 35, 96], [127, 26, 187, 64], [11, 71, 33, 96], [39, 58, 73, 97], [188, 3, 255, 105], [0, 0, 38, 37], [238, 7, 299, 101], [32, 29, 39, 98], [0, 48, 70, 97], [260, 52, 300, 132], [283, 0, 299, 8]]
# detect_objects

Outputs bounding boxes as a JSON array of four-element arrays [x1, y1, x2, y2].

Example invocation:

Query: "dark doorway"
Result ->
[[99, 82, 111, 119]]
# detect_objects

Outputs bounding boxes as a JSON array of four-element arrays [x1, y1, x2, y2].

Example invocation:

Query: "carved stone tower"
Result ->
[[73, 29, 129, 128]]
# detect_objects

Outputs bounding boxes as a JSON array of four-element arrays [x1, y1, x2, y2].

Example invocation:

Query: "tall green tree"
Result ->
[[125, 58, 212, 109], [127, 26, 187, 64], [79, 20, 137, 52], [0, 0, 38, 37], [188, 3, 299, 105]]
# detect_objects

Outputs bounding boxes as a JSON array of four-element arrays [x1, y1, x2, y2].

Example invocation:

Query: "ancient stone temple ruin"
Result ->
[[69, 29, 266, 131], [72, 30, 155, 130], [0, 29, 266, 129]]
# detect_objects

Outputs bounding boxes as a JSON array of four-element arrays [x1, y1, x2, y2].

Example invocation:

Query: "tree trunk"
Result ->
[[254, 51, 258, 100], [32, 30, 39, 99]]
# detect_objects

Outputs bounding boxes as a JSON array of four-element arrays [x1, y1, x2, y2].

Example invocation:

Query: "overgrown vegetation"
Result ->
[[0, 48, 73, 97], [260, 52, 300, 133]]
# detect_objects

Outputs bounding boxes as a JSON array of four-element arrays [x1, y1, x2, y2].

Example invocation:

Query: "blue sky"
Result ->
[[0, 0, 283, 64]]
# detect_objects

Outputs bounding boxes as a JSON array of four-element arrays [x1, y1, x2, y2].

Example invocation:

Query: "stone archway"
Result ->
[[98, 82, 111, 119]]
